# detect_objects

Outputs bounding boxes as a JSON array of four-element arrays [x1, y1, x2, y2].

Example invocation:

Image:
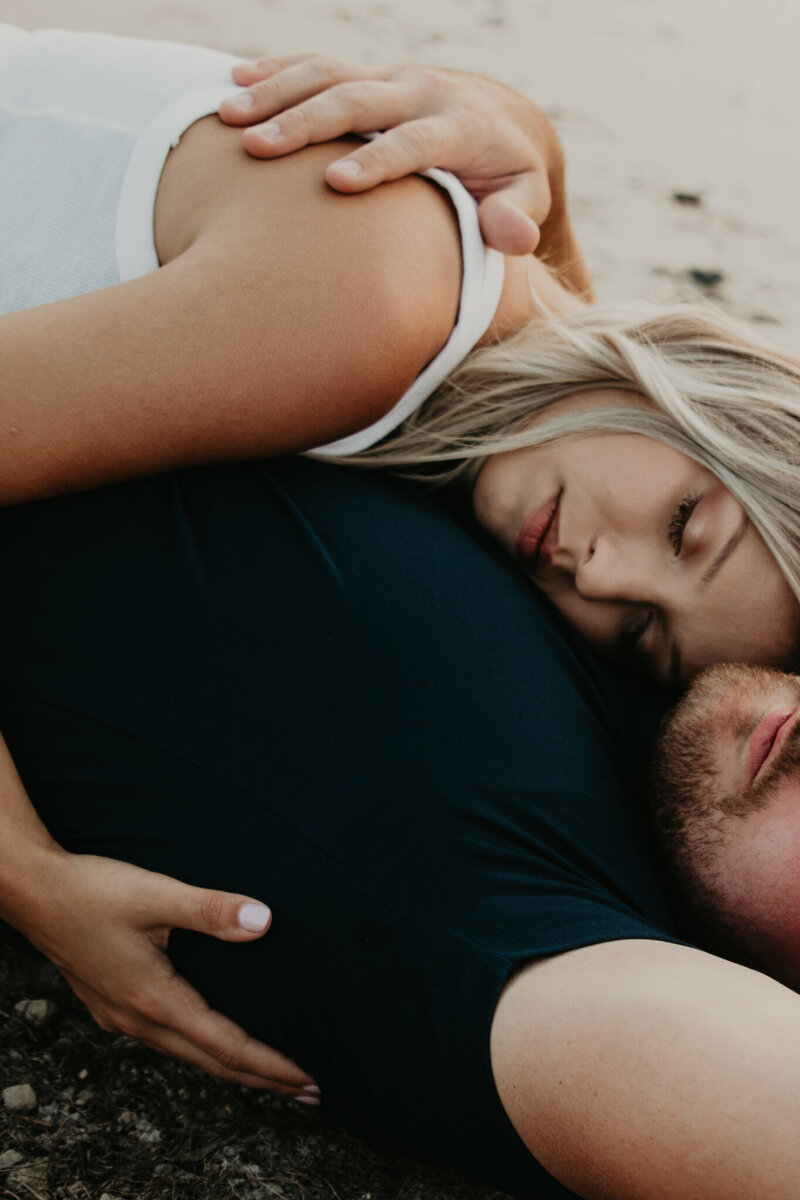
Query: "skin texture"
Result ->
[[472, 391, 800, 683], [491, 938, 800, 1200], [219, 53, 593, 294], [652, 664, 800, 988]]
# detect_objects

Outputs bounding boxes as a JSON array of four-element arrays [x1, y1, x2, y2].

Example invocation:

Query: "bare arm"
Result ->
[[0, 131, 459, 503], [219, 55, 593, 297], [492, 938, 800, 1199]]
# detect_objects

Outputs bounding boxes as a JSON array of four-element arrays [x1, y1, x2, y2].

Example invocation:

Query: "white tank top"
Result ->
[[0, 25, 505, 456]]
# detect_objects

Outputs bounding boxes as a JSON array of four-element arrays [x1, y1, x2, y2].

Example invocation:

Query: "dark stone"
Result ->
[[672, 191, 702, 206], [689, 268, 724, 288]]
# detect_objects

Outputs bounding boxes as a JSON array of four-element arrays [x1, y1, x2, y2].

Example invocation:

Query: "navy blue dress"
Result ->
[[0, 458, 684, 1197]]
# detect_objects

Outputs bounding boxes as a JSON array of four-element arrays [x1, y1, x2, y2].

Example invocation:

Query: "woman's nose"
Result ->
[[574, 534, 652, 603]]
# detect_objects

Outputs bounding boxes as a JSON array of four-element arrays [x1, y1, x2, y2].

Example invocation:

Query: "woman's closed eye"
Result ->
[[668, 493, 699, 555], [618, 610, 678, 683], [618, 608, 655, 666]]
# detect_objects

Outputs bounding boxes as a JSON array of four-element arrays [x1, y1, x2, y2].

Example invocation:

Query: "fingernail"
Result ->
[[251, 121, 281, 145], [301, 1084, 321, 1096], [332, 159, 362, 179], [227, 91, 255, 111], [294, 1095, 321, 1107], [238, 902, 271, 932]]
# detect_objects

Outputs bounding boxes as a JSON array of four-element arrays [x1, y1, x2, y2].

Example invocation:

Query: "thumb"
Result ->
[[154, 879, 273, 943], [478, 189, 541, 257]]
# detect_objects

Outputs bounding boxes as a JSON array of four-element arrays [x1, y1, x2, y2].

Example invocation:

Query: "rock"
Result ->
[[134, 1115, 162, 1145], [13, 998, 58, 1028], [689, 268, 724, 288], [8, 1157, 48, 1193], [2, 1083, 37, 1112], [0, 1149, 24, 1169], [99, 1194, 124, 1200], [672, 191, 702, 206]]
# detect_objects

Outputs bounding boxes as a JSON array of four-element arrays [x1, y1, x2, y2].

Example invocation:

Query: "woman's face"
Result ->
[[472, 390, 800, 684]]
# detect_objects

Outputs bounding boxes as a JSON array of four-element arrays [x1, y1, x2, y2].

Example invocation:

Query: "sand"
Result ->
[[2, 0, 800, 341]]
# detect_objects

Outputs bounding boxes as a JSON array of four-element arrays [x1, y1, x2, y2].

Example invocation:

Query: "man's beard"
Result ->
[[652, 663, 800, 833]]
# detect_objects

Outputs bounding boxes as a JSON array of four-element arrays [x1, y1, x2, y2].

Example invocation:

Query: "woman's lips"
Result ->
[[515, 492, 561, 566], [745, 705, 800, 786]]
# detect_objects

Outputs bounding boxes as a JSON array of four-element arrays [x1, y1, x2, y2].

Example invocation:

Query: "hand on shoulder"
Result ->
[[219, 55, 553, 256]]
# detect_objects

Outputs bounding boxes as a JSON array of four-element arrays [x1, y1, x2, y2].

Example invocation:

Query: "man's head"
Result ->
[[651, 663, 800, 988]]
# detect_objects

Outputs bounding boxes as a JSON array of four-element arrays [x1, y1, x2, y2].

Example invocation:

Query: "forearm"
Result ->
[[0, 730, 63, 930]]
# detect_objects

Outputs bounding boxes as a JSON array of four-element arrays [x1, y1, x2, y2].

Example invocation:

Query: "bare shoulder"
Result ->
[[155, 116, 462, 443], [491, 939, 800, 1199]]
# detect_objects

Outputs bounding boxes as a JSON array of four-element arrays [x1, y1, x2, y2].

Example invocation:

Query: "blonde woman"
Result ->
[[1, 24, 799, 1108], [1, 32, 797, 684]]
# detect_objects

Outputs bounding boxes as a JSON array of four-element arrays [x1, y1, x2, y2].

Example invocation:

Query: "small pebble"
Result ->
[[13, 998, 58, 1028], [8, 1159, 48, 1191], [99, 1193, 124, 1200], [0, 1149, 24, 1169], [672, 191, 702, 206], [689, 268, 724, 288], [2, 1084, 37, 1113]]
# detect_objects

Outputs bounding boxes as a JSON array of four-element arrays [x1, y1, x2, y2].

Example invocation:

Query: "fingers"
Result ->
[[478, 189, 542, 257], [142, 874, 272, 943], [220, 55, 383, 127], [134, 1018, 316, 1095], [239, 82, 397, 160], [322, 118, 454, 191], [63, 966, 319, 1095]]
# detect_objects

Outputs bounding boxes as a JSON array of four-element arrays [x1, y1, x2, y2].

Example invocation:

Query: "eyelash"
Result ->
[[668, 493, 699, 555], [620, 609, 655, 663]]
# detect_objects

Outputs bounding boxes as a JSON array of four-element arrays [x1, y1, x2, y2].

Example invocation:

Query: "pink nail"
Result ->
[[238, 903, 270, 932], [333, 159, 362, 179], [251, 121, 281, 145], [227, 91, 255, 112]]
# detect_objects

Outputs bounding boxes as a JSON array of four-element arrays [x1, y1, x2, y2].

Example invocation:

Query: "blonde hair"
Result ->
[[325, 302, 800, 606]]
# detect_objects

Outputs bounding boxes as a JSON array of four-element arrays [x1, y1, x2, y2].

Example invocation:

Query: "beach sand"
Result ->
[[2, 0, 800, 339], [1, 2, 799, 1197]]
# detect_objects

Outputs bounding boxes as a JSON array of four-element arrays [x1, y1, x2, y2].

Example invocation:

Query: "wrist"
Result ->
[[0, 838, 70, 936]]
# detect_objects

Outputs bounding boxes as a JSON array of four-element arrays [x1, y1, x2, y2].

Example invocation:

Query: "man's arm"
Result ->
[[492, 938, 800, 1199], [219, 55, 593, 296]]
